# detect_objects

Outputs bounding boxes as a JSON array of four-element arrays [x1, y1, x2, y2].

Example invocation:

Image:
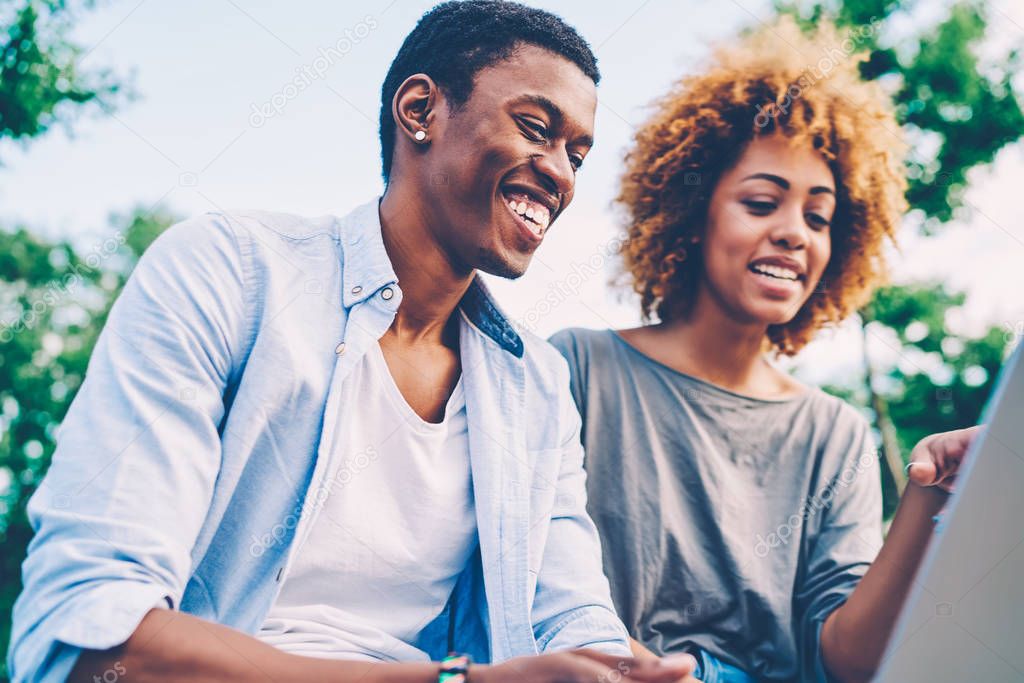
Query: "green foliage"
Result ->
[[779, 0, 1024, 224], [897, 4, 1023, 225], [863, 284, 1010, 455], [1, 0, 125, 150]]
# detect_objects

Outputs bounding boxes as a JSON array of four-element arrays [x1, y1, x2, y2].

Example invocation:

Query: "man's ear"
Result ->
[[392, 73, 440, 143]]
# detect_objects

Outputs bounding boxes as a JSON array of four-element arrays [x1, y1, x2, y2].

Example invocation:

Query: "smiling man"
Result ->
[[7, 2, 700, 683]]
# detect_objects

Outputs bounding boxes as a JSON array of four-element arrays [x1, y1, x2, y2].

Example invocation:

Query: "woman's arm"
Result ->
[[820, 427, 980, 683]]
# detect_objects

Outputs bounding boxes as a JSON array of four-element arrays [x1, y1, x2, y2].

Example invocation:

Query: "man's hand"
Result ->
[[473, 649, 699, 683], [906, 425, 983, 493]]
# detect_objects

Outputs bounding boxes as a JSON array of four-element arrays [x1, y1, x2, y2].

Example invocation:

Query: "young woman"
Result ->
[[550, 18, 978, 683]]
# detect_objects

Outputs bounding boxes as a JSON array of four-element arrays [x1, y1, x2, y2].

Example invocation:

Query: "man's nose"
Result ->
[[532, 147, 575, 197]]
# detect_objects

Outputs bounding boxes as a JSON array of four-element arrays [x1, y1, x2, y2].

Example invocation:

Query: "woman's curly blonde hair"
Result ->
[[617, 16, 908, 355]]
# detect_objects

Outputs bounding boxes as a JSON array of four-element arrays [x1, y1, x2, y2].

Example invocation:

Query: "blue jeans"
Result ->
[[693, 649, 757, 683]]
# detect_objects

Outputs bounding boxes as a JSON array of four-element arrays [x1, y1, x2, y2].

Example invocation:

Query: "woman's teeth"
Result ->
[[750, 263, 800, 281], [508, 199, 550, 235]]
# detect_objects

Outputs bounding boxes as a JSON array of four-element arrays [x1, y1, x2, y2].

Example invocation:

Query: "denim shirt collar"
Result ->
[[339, 198, 524, 358]]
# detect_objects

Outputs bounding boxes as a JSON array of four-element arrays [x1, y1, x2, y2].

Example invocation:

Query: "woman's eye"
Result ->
[[742, 199, 776, 214], [806, 212, 831, 229]]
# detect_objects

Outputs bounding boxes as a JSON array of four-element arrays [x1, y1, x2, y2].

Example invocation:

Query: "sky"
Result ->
[[2, 0, 1023, 388]]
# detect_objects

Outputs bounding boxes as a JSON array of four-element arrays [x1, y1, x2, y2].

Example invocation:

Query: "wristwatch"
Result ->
[[438, 653, 471, 682]]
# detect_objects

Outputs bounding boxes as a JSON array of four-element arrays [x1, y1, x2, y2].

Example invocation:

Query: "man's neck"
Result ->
[[378, 185, 474, 347]]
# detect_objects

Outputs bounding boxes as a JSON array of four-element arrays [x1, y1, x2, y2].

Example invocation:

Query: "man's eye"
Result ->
[[569, 154, 585, 171], [741, 199, 776, 214], [518, 118, 548, 141]]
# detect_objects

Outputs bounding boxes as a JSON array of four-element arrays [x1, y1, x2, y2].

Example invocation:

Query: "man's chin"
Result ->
[[474, 247, 530, 280]]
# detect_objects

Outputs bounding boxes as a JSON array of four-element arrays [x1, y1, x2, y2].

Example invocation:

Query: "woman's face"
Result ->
[[698, 134, 835, 327]]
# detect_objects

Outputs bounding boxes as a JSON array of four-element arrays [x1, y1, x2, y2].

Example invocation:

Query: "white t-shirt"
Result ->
[[258, 342, 476, 662]]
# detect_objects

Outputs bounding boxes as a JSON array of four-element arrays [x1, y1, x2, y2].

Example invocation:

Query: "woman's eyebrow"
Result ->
[[742, 172, 789, 189], [742, 172, 835, 195]]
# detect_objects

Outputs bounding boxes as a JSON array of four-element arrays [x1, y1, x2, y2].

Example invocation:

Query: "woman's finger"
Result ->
[[910, 425, 984, 487], [907, 460, 939, 487]]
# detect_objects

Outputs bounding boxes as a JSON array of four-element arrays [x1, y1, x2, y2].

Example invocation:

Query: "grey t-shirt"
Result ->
[[550, 328, 883, 682]]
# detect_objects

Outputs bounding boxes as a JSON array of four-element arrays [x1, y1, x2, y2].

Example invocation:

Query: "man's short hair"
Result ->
[[379, 0, 600, 182]]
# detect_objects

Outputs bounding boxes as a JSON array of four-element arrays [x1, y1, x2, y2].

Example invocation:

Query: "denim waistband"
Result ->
[[692, 649, 757, 683]]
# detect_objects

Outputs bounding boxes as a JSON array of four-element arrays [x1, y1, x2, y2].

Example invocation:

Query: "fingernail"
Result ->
[[659, 653, 697, 669]]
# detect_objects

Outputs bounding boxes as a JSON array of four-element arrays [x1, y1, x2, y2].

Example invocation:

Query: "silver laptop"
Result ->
[[874, 343, 1024, 682]]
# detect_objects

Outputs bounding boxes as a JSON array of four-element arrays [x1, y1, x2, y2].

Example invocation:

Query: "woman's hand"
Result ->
[[905, 425, 983, 494]]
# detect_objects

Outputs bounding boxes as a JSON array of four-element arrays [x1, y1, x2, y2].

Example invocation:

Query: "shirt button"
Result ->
[[380, 287, 394, 301], [335, 342, 346, 355], [350, 285, 363, 295]]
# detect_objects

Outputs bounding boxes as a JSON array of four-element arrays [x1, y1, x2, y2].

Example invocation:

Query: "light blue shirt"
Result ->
[[8, 198, 630, 682]]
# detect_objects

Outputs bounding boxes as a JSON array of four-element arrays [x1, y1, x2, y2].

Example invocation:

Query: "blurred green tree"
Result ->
[[861, 285, 1008, 455], [1, 0, 125, 152], [777, 0, 1024, 516]]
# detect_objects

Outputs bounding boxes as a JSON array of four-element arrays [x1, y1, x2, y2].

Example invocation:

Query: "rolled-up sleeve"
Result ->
[[794, 416, 884, 682], [7, 213, 247, 682], [530, 357, 631, 657]]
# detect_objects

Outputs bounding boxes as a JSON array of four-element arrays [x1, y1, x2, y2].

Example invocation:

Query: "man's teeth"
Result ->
[[751, 263, 800, 281], [507, 199, 550, 231]]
